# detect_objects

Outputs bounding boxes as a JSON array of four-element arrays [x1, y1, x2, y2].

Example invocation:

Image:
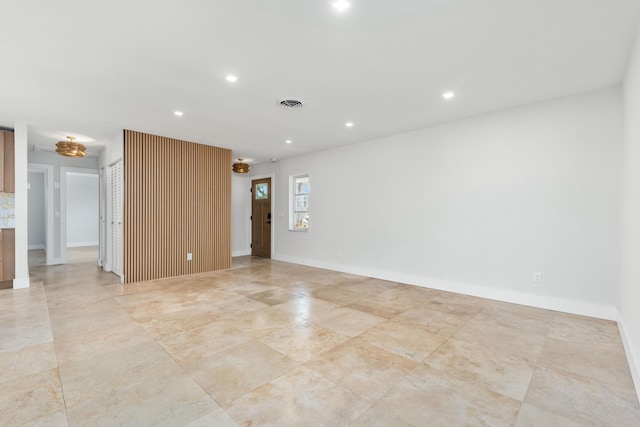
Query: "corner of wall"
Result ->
[[619, 21, 640, 402], [13, 277, 30, 289], [618, 309, 640, 403]]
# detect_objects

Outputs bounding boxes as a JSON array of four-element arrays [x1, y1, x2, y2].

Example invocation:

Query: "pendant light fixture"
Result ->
[[232, 158, 249, 173], [56, 136, 86, 158]]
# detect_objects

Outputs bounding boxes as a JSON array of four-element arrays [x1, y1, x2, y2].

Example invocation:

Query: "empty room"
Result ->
[[2, 1, 640, 426]]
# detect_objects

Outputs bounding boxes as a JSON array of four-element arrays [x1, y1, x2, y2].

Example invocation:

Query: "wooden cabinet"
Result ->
[[0, 131, 15, 193], [0, 130, 15, 288], [0, 229, 15, 287]]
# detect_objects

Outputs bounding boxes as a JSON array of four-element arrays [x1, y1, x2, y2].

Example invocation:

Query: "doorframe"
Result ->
[[27, 163, 55, 265], [250, 173, 275, 258], [60, 167, 100, 264]]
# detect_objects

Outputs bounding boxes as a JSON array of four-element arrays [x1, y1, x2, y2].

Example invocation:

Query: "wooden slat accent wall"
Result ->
[[123, 130, 231, 283]]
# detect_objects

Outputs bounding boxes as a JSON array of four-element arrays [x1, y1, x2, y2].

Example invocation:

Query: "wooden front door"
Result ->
[[251, 178, 271, 258]]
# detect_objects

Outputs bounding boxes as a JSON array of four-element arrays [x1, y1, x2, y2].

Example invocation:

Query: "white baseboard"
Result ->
[[47, 257, 65, 266], [13, 277, 30, 289], [272, 254, 617, 320], [67, 241, 99, 248], [28, 244, 45, 250], [232, 249, 251, 257], [617, 310, 640, 403]]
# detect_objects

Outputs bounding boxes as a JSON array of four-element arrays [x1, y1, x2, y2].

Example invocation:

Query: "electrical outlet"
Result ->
[[533, 272, 542, 284], [187, 253, 192, 261]]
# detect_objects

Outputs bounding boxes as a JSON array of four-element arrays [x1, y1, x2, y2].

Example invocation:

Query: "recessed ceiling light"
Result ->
[[285, 139, 292, 144], [345, 122, 354, 128], [443, 91, 455, 100], [174, 111, 184, 116], [226, 74, 238, 83], [333, 0, 351, 12]]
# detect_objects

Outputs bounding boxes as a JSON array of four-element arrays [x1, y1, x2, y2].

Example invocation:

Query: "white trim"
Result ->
[[67, 241, 99, 248], [28, 163, 54, 265], [13, 277, 30, 289], [618, 309, 640, 403], [232, 249, 251, 257], [273, 254, 618, 320], [28, 244, 45, 250], [66, 171, 100, 178]]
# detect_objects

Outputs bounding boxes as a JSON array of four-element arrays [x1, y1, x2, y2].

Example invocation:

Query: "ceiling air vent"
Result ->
[[279, 99, 303, 109]]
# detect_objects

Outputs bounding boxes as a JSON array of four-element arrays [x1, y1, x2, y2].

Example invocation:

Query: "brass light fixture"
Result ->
[[56, 136, 86, 158], [232, 158, 249, 173]]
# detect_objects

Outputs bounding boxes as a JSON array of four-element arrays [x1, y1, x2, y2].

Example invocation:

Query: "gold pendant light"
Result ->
[[232, 158, 249, 173], [56, 136, 86, 158]]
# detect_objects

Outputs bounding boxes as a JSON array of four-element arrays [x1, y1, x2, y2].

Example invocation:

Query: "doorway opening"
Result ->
[[27, 164, 54, 269], [60, 168, 100, 265], [27, 170, 46, 267]]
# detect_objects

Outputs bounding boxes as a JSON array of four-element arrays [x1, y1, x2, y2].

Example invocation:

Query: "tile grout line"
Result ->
[[42, 272, 72, 427]]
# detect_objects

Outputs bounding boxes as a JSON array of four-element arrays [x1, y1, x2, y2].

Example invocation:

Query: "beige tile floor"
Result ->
[[28, 246, 99, 268], [1, 256, 639, 426]]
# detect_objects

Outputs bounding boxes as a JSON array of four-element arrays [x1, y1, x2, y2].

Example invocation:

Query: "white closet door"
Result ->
[[99, 168, 106, 267], [110, 161, 123, 278]]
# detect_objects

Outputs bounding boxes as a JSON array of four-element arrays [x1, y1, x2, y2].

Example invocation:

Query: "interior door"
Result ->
[[99, 168, 106, 267], [251, 178, 271, 258]]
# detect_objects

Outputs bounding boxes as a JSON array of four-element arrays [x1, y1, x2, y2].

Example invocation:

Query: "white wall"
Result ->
[[14, 123, 29, 288], [620, 25, 640, 399], [252, 88, 623, 319], [27, 171, 46, 249], [65, 172, 99, 247], [232, 174, 251, 256], [98, 131, 124, 169]]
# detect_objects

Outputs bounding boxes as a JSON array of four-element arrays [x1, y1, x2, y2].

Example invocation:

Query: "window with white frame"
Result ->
[[290, 174, 309, 231]]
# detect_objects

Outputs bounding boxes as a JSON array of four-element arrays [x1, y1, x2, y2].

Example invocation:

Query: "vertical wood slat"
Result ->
[[123, 130, 231, 283], [0, 132, 5, 191]]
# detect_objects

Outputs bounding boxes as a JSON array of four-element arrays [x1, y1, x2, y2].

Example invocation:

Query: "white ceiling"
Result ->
[[1, 0, 639, 163]]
